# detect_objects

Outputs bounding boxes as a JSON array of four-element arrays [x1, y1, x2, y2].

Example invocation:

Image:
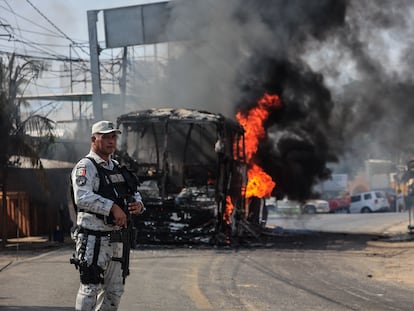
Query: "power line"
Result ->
[[0, 49, 86, 62], [0, 3, 61, 39], [0, 2, 90, 62], [24, 0, 90, 58], [10, 27, 74, 40], [0, 1, 72, 60], [25, 0, 75, 45], [10, 38, 78, 48], [2, 0, 28, 55]]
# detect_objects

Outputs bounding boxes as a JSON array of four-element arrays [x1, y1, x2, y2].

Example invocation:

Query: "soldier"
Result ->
[[71, 120, 144, 311]]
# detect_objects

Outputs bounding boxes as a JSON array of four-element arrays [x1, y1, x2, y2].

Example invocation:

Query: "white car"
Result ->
[[301, 199, 330, 214], [349, 191, 391, 213], [276, 199, 302, 214]]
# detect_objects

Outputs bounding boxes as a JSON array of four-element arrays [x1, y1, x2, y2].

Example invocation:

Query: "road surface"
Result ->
[[266, 211, 411, 234], [0, 212, 413, 310]]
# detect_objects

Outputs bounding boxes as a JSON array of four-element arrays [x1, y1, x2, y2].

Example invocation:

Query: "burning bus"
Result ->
[[115, 108, 266, 243]]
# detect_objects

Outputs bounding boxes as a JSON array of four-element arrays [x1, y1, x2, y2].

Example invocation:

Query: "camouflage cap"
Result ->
[[91, 120, 121, 135]]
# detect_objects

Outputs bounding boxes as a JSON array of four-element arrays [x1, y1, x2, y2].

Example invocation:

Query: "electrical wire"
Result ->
[[0, 0, 168, 116], [0, 1, 89, 62], [0, 49, 85, 62], [25, 0, 90, 58], [0, 3, 61, 38], [25, 0, 75, 43]]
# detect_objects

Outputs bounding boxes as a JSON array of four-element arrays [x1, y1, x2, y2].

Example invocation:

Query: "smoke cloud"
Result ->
[[134, 0, 414, 200]]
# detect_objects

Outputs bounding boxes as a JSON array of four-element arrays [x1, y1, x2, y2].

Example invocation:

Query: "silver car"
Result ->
[[301, 199, 330, 214]]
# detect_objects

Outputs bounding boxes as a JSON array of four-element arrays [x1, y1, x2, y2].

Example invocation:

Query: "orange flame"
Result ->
[[236, 93, 282, 162], [224, 195, 234, 224], [246, 163, 276, 198], [237, 93, 281, 198], [224, 93, 281, 225]]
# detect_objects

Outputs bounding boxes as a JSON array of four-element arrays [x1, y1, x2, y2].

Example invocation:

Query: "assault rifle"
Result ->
[[113, 195, 138, 284], [115, 166, 140, 284]]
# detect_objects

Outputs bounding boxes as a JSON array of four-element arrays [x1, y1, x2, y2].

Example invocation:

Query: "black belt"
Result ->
[[78, 227, 122, 242]]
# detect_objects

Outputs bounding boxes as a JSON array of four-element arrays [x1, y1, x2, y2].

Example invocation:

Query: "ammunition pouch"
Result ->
[[70, 255, 104, 284], [119, 165, 140, 191], [79, 263, 104, 285]]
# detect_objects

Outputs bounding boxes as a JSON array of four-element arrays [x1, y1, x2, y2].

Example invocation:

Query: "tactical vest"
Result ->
[[77, 157, 133, 221], [88, 157, 130, 201]]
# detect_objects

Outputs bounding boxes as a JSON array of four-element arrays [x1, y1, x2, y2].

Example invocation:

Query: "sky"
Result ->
[[0, 0, 166, 120], [0, 0, 162, 56], [2, 0, 414, 196]]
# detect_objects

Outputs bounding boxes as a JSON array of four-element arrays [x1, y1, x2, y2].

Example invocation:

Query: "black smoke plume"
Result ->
[[148, 0, 414, 200], [233, 0, 347, 200]]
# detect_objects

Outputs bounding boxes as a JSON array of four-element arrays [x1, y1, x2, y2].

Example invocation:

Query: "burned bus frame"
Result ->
[[115, 108, 262, 243]]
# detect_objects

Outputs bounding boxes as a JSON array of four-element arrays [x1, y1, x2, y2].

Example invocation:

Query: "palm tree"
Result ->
[[0, 54, 55, 246]]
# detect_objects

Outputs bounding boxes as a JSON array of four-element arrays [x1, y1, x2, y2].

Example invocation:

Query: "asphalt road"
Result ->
[[1, 241, 414, 311], [1, 212, 414, 310], [266, 211, 411, 234]]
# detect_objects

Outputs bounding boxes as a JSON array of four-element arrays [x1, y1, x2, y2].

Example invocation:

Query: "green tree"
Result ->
[[0, 54, 55, 246]]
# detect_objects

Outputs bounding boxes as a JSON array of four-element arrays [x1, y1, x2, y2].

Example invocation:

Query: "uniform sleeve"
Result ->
[[71, 158, 114, 216], [134, 191, 144, 206]]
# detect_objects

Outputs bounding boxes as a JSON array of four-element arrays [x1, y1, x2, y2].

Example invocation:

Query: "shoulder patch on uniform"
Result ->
[[76, 176, 87, 186], [76, 166, 86, 177]]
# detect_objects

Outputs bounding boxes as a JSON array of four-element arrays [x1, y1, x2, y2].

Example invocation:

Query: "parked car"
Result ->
[[265, 197, 278, 213], [327, 197, 350, 213], [301, 199, 330, 214], [349, 191, 391, 213], [267, 198, 329, 215], [275, 199, 302, 215]]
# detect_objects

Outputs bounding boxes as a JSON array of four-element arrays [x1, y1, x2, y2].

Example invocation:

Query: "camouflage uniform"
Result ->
[[72, 150, 143, 311]]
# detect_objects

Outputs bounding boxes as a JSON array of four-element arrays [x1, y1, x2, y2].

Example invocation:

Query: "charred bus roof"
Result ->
[[117, 108, 244, 131]]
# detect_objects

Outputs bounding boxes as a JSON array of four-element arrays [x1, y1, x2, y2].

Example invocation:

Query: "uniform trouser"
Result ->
[[75, 233, 124, 311]]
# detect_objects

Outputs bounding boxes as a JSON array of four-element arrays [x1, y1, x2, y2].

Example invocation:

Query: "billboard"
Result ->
[[104, 2, 171, 48]]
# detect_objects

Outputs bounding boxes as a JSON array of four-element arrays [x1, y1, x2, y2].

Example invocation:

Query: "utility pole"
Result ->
[[87, 10, 103, 121], [120, 47, 128, 113]]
